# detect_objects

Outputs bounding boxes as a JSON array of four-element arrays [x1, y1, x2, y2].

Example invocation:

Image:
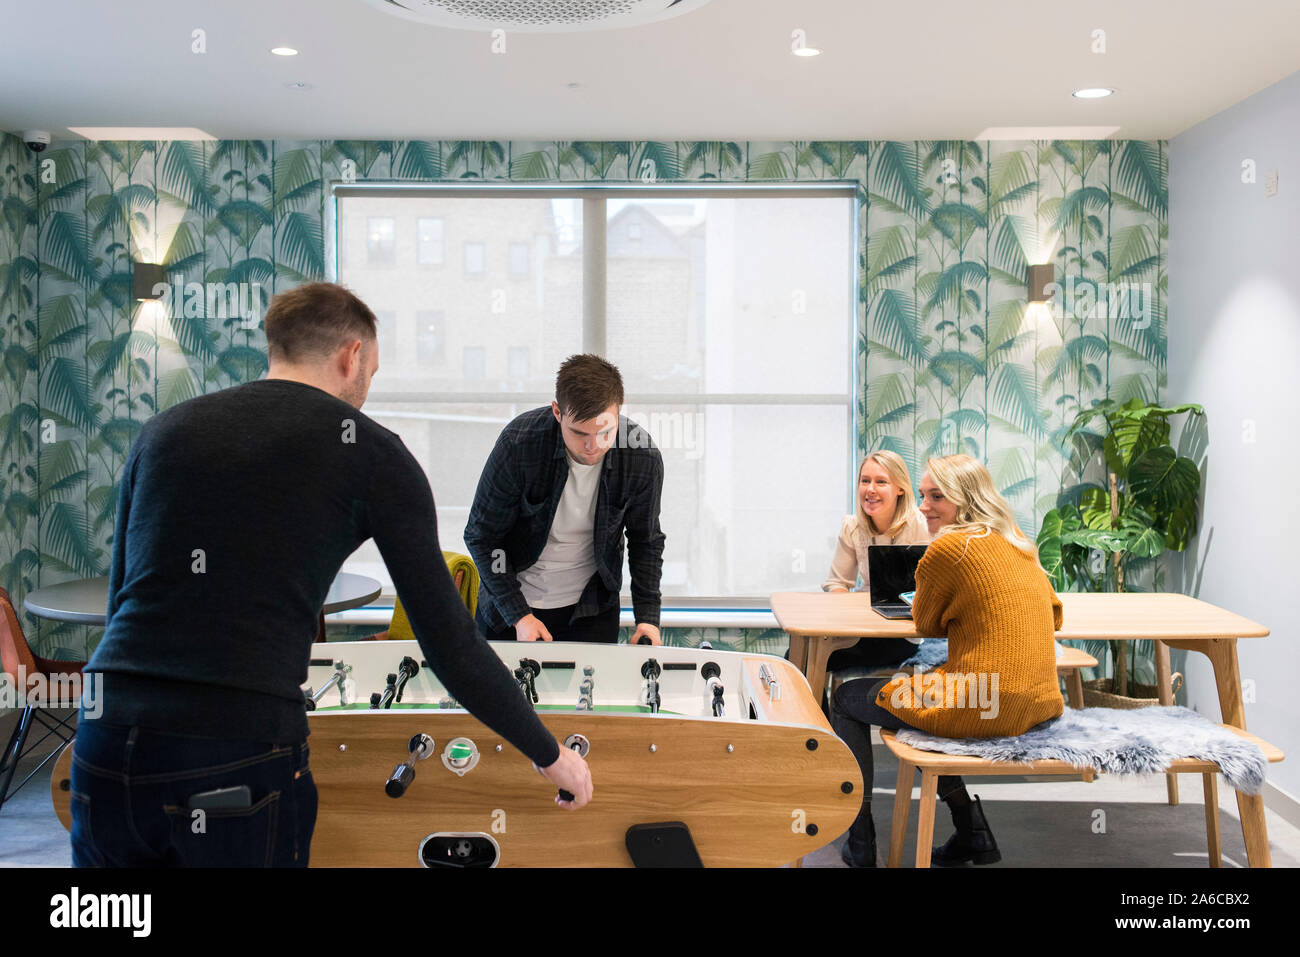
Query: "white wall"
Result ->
[[1169, 69, 1300, 799]]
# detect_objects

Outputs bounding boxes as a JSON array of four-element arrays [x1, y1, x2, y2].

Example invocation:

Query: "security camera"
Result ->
[[23, 131, 51, 153]]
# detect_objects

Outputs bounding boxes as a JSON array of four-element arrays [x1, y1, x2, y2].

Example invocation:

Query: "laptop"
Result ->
[[867, 544, 928, 619]]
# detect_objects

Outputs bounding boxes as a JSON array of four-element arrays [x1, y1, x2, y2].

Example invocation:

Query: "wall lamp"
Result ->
[[132, 262, 166, 301], [1027, 264, 1055, 304]]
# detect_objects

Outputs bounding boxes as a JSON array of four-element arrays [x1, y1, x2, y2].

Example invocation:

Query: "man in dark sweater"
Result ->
[[71, 283, 590, 868]]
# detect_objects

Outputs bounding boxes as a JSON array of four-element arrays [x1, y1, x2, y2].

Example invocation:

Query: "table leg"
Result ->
[[1163, 636, 1271, 867], [805, 638, 832, 711], [787, 635, 808, 674], [1154, 639, 1179, 805], [1066, 670, 1084, 709]]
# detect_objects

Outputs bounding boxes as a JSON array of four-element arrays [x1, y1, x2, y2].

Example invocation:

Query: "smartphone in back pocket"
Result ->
[[187, 785, 252, 811]]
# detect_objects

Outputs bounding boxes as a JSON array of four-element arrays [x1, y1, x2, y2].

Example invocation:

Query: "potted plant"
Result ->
[[1036, 398, 1204, 704]]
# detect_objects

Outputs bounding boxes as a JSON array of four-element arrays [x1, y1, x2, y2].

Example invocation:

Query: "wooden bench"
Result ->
[[880, 726, 1285, 868]]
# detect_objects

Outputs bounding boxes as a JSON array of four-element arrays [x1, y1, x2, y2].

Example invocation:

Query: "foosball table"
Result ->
[[52, 641, 862, 867]]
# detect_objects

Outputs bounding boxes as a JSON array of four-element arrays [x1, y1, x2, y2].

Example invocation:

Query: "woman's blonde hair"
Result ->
[[924, 453, 1037, 558], [854, 450, 922, 540]]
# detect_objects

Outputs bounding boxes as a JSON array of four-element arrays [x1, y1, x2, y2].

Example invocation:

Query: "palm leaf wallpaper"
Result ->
[[0, 135, 1167, 658]]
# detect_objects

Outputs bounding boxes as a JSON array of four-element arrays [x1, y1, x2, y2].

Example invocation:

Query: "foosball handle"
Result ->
[[386, 763, 416, 798], [636, 636, 652, 645], [557, 735, 587, 803]]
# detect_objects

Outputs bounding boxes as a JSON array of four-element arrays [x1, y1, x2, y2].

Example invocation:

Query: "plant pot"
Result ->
[[1081, 675, 1181, 710]]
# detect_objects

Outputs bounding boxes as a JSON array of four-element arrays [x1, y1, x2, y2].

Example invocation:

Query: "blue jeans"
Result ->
[[70, 720, 317, 867]]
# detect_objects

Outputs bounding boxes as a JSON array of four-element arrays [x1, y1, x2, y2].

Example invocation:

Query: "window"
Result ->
[[464, 242, 485, 275], [375, 310, 397, 367], [507, 346, 529, 378], [416, 311, 444, 365], [464, 346, 486, 380], [417, 218, 444, 265], [367, 217, 395, 265], [334, 186, 855, 603], [509, 242, 529, 277]]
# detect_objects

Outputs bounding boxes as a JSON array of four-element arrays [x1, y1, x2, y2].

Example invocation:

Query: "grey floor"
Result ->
[[4, 733, 1297, 868]]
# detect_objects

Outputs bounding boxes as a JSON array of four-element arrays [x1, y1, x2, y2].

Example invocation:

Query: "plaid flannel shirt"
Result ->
[[464, 406, 666, 632]]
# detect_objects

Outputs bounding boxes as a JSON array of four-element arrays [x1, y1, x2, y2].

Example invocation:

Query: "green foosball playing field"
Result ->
[[314, 702, 680, 714]]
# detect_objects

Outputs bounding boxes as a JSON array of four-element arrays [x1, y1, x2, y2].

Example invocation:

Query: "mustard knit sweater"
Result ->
[[877, 529, 1064, 738]]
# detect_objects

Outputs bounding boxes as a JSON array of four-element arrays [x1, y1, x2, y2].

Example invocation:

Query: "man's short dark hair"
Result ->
[[555, 354, 625, 422], [264, 282, 377, 363]]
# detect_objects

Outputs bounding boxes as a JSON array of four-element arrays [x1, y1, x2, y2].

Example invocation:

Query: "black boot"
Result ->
[[932, 792, 1000, 866], [840, 810, 877, 868]]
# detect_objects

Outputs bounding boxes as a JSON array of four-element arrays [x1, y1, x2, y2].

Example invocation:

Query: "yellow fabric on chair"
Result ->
[[386, 551, 480, 641]]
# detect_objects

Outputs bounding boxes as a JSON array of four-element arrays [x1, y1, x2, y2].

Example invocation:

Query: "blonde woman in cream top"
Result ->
[[820, 450, 932, 670]]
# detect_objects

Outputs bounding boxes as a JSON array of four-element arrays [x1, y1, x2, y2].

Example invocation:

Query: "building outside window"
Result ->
[[418, 218, 444, 265]]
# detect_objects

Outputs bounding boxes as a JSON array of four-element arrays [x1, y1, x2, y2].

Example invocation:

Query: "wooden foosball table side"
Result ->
[[50, 656, 863, 867]]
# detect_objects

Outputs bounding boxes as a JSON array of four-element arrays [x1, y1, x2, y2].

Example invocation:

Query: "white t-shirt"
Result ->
[[517, 451, 604, 609]]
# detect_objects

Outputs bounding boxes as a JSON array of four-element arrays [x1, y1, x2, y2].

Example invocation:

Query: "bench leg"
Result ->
[[1066, 669, 1084, 709], [914, 770, 939, 869], [1236, 791, 1271, 868], [889, 759, 913, 868], [1153, 639, 1179, 805], [1202, 773, 1220, 868]]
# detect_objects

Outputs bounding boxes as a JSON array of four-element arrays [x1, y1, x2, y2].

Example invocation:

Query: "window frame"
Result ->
[[328, 182, 860, 608]]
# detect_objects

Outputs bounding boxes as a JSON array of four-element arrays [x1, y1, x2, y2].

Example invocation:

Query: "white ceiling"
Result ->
[[2, 0, 1298, 142]]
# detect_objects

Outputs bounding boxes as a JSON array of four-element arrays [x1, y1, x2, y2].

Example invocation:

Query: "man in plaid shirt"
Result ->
[[465, 354, 665, 644]]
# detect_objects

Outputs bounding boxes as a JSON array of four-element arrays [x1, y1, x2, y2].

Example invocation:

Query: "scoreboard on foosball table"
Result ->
[[52, 641, 862, 868]]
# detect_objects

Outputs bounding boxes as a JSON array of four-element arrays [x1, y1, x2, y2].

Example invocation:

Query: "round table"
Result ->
[[23, 573, 383, 626]]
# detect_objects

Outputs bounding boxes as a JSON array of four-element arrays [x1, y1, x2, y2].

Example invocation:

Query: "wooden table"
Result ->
[[771, 590, 1277, 867], [24, 572, 383, 628]]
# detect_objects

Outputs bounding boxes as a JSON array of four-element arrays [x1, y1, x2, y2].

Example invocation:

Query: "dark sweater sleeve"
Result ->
[[367, 435, 560, 768]]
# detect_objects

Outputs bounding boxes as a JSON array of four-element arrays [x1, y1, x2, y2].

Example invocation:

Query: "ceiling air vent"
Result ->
[[365, 0, 712, 32]]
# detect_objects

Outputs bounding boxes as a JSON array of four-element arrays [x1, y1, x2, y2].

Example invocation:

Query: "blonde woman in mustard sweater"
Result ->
[[820, 450, 931, 672], [831, 454, 1064, 868]]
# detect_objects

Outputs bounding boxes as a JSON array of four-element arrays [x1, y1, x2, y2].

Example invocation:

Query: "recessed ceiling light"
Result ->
[[793, 47, 821, 57], [1072, 87, 1114, 99], [270, 46, 299, 56], [285, 82, 313, 91]]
